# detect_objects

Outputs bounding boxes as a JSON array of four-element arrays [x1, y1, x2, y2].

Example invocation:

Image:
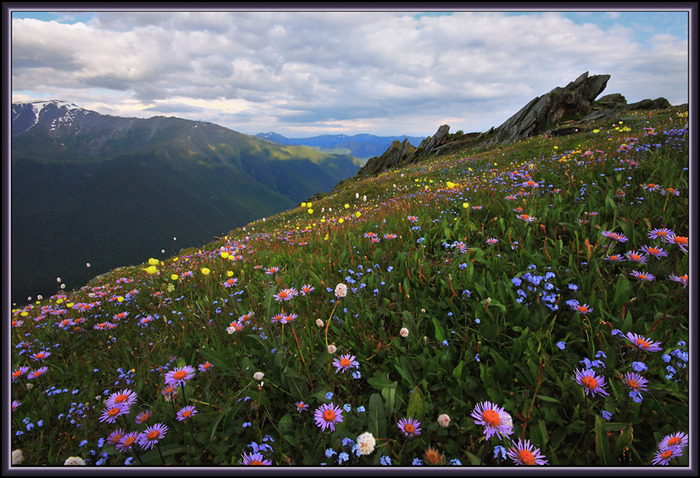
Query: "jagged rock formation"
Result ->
[[486, 72, 610, 146], [356, 137, 417, 177], [412, 124, 451, 157]]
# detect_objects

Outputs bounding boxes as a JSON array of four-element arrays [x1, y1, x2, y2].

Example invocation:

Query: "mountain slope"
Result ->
[[255, 131, 425, 159], [11, 100, 362, 304]]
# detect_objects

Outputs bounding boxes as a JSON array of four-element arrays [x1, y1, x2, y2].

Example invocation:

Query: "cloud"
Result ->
[[11, 10, 689, 136]]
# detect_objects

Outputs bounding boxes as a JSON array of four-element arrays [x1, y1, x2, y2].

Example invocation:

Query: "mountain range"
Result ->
[[11, 100, 363, 304], [254, 132, 425, 159]]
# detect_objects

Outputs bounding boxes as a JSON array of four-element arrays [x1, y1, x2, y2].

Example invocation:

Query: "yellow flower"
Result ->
[[307, 202, 312, 207], [324, 233, 329, 241], [148, 258, 159, 266], [67, 302, 74, 308], [446, 181, 456, 189], [20, 311, 28, 317], [227, 270, 234, 277], [355, 211, 361, 218], [593, 129, 600, 133], [221, 252, 229, 259], [56, 298, 63, 304], [308, 209, 314, 214], [301, 202, 307, 208], [171, 274, 179, 280], [201, 267, 211, 275], [344, 203, 350, 209], [145, 265, 157, 275], [463, 202, 469, 209], [173, 257, 179, 262], [338, 218, 344, 224]]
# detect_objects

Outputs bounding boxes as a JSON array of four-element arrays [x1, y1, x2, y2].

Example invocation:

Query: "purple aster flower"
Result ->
[[662, 233, 688, 253], [669, 273, 688, 287], [12, 367, 29, 382], [625, 332, 663, 352], [601, 230, 628, 242], [471, 401, 514, 440], [397, 417, 422, 437], [658, 432, 688, 451], [568, 300, 594, 315], [29, 350, 51, 362], [621, 372, 649, 393], [116, 431, 140, 452], [648, 228, 674, 240], [138, 423, 168, 450], [506, 438, 548, 465], [176, 405, 198, 421], [624, 250, 647, 264], [99, 403, 129, 424], [198, 362, 214, 373], [295, 401, 309, 413], [26, 367, 48, 380], [332, 354, 359, 373], [651, 447, 683, 465], [164, 365, 196, 388], [241, 451, 272, 465], [314, 403, 343, 431], [630, 270, 655, 281], [640, 245, 668, 259], [573, 368, 609, 397], [105, 389, 137, 408]]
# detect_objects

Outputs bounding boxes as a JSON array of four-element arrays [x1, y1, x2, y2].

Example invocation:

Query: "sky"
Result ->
[[9, 6, 691, 138]]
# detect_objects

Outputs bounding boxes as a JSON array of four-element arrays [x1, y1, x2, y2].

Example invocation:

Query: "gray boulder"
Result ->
[[356, 137, 417, 177]]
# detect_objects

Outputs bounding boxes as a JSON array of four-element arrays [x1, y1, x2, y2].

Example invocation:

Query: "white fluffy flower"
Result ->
[[399, 327, 409, 338], [335, 283, 347, 298], [253, 372, 264, 381], [64, 456, 86, 466], [316, 319, 324, 328], [356, 432, 376, 455], [12, 449, 24, 465], [328, 344, 337, 354], [437, 413, 451, 427]]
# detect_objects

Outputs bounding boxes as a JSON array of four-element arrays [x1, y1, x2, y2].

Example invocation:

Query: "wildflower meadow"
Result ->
[[9, 107, 690, 469]]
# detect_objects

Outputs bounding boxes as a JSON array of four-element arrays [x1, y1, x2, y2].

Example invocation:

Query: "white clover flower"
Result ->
[[316, 319, 324, 328], [328, 344, 337, 354], [356, 432, 376, 455], [253, 372, 264, 381], [437, 414, 451, 427], [57, 277, 61, 283], [12, 449, 24, 465], [37, 295, 43, 300], [335, 283, 348, 298], [64, 456, 86, 466], [399, 327, 409, 338]]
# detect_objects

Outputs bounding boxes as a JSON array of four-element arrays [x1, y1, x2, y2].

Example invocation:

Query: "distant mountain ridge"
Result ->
[[255, 131, 426, 159], [11, 100, 362, 304]]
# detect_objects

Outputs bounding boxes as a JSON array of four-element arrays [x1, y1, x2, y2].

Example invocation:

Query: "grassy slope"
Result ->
[[9, 106, 689, 467]]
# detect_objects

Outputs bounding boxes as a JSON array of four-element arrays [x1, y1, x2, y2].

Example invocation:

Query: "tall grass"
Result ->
[[9, 107, 689, 468]]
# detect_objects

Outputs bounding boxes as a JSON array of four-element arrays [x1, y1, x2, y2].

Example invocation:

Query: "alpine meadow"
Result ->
[[10, 101, 690, 469]]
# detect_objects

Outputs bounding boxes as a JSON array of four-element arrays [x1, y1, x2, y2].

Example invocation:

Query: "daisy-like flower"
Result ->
[[241, 451, 272, 465], [384, 234, 398, 239], [12, 367, 29, 382], [630, 270, 655, 281], [198, 362, 213, 373], [660, 187, 680, 196], [506, 438, 548, 465], [223, 278, 238, 288], [516, 214, 536, 222], [522, 180, 539, 188], [164, 365, 196, 388], [335, 283, 348, 298], [658, 432, 689, 451], [669, 273, 688, 287], [399, 327, 409, 338], [29, 350, 51, 362], [26, 367, 48, 380], [648, 227, 674, 240], [253, 372, 264, 381], [642, 183, 659, 192], [471, 401, 514, 440], [398, 417, 422, 437], [662, 233, 688, 253], [621, 372, 649, 393], [300, 284, 315, 296], [239, 311, 255, 322], [295, 401, 309, 413], [138, 423, 168, 450], [265, 266, 280, 275], [161, 384, 177, 398], [573, 368, 609, 397], [176, 405, 198, 421], [624, 250, 647, 264], [99, 403, 129, 424], [641, 245, 668, 259], [273, 288, 297, 302], [333, 354, 360, 374], [486, 238, 499, 245], [355, 432, 376, 456], [601, 230, 628, 243], [651, 447, 684, 465], [314, 403, 344, 431], [116, 431, 140, 453], [135, 410, 152, 424], [107, 428, 126, 446], [106, 389, 137, 408], [568, 300, 594, 315], [407, 215, 418, 223], [282, 313, 298, 324], [12, 400, 21, 412], [63, 456, 87, 466], [423, 447, 446, 465], [625, 332, 663, 352]]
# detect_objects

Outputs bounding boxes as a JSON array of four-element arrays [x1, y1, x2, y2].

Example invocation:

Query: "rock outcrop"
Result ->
[[356, 138, 417, 177], [486, 72, 610, 146]]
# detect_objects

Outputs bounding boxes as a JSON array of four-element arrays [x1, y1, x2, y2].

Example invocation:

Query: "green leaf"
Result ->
[[537, 395, 561, 404], [595, 415, 610, 465], [282, 366, 309, 400], [368, 393, 386, 438], [263, 285, 279, 317], [613, 423, 634, 455], [277, 413, 292, 436], [452, 361, 464, 380], [198, 347, 234, 373], [406, 385, 425, 423], [431, 317, 445, 342], [381, 382, 397, 416]]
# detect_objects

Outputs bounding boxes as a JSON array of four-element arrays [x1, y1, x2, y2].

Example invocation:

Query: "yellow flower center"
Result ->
[[578, 306, 588, 313], [173, 370, 187, 380], [108, 408, 121, 417], [660, 450, 673, 459], [581, 376, 598, 390], [182, 410, 192, 418], [627, 379, 639, 389], [636, 339, 650, 348], [340, 358, 351, 367], [518, 449, 536, 465], [323, 409, 336, 422], [114, 394, 128, 403], [482, 409, 501, 426], [404, 423, 415, 433], [124, 436, 136, 446], [667, 437, 681, 446], [147, 430, 160, 440]]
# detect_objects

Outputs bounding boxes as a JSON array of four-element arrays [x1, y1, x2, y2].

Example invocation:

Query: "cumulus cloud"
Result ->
[[11, 10, 689, 136]]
